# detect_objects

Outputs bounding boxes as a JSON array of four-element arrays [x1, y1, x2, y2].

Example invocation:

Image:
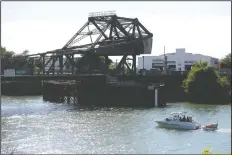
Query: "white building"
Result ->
[[138, 48, 219, 71]]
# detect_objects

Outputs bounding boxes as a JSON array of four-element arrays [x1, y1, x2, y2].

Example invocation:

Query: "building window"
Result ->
[[151, 67, 163, 70], [167, 61, 176, 63], [214, 59, 219, 64], [152, 63, 155, 68], [153, 63, 163, 65], [185, 65, 192, 71], [152, 63, 163, 68], [184, 60, 193, 63], [152, 59, 163, 62], [168, 65, 176, 69]]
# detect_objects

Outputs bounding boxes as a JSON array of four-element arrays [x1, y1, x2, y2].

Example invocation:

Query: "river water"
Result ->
[[1, 96, 231, 154]]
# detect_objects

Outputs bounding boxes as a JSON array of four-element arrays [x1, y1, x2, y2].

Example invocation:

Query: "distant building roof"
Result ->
[[158, 52, 175, 56], [157, 51, 218, 59], [139, 48, 219, 60]]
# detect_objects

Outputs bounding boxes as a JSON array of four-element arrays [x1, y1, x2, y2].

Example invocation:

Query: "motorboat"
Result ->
[[202, 123, 218, 131], [155, 112, 201, 130]]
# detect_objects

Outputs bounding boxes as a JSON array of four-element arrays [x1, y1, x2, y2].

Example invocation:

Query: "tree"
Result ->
[[35, 59, 43, 69], [1, 46, 15, 58], [182, 61, 230, 104], [220, 53, 231, 68], [192, 61, 208, 68], [14, 50, 30, 57], [34, 65, 40, 74], [22, 50, 30, 56], [98, 56, 113, 68]]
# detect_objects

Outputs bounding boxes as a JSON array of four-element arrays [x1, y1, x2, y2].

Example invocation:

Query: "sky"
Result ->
[[1, 1, 231, 60]]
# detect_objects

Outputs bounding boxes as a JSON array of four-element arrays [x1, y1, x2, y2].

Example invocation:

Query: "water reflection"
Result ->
[[1, 96, 231, 154]]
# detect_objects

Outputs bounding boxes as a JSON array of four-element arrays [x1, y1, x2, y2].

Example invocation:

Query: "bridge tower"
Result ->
[[59, 11, 153, 75]]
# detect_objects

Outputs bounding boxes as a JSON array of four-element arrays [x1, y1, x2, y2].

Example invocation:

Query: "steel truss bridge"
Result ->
[[3, 11, 153, 76]]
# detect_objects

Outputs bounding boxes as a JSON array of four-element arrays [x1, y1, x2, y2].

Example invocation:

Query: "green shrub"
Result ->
[[182, 61, 230, 104], [34, 66, 40, 74]]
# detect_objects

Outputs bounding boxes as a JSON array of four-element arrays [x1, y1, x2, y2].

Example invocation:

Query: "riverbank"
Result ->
[[1, 74, 230, 105]]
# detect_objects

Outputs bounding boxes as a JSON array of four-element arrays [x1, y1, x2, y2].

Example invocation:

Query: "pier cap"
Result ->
[[148, 83, 165, 90]]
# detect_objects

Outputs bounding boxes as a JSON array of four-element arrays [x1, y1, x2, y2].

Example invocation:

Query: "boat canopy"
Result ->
[[170, 112, 187, 116]]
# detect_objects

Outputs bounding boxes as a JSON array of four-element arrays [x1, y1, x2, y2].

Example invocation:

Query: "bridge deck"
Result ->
[[1, 74, 107, 81], [1, 74, 187, 82]]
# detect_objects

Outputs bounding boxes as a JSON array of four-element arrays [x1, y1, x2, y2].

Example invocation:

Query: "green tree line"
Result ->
[[220, 53, 231, 68], [1, 46, 30, 58], [182, 61, 231, 104]]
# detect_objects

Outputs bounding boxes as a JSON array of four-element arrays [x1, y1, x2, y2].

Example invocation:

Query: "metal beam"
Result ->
[[132, 54, 136, 75], [42, 55, 45, 74], [114, 25, 120, 39], [46, 56, 56, 74], [65, 54, 80, 74], [59, 55, 63, 74], [125, 61, 132, 73], [91, 21, 111, 48], [109, 25, 113, 39], [63, 21, 89, 48], [116, 55, 127, 74], [115, 20, 130, 38], [137, 21, 153, 36], [71, 54, 75, 74], [117, 16, 135, 21], [92, 21, 108, 39], [132, 24, 136, 37], [136, 24, 142, 39], [88, 23, 93, 44]]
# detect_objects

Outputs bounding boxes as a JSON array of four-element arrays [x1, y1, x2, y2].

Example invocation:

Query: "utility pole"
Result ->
[[116, 59, 118, 69], [164, 46, 168, 74], [143, 56, 144, 69]]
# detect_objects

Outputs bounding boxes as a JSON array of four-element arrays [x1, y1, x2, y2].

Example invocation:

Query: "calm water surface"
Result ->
[[1, 96, 231, 154]]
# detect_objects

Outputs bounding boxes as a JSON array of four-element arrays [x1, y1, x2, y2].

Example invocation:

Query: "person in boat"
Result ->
[[180, 117, 184, 122], [183, 115, 186, 122], [189, 117, 192, 122], [186, 117, 189, 122]]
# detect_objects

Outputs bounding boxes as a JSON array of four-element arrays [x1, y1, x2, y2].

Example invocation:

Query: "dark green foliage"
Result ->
[[182, 61, 230, 104], [34, 66, 40, 74], [1, 47, 31, 71], [1, 46, 15, 58], [1, 46, 30, 58], [34, 59, 42, 69], [76, 54, 114, 73], [220, 53, 231, 68], [98, 56, 113, 69]]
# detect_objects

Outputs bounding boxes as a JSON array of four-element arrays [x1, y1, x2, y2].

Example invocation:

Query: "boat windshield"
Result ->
[[170, 112, 187, 116], [166, 112, 193, 122]]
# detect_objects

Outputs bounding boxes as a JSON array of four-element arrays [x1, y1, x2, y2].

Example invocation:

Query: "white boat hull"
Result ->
[[155, 121, 201, 130]]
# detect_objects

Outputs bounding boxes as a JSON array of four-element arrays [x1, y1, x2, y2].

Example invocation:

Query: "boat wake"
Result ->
[[201, 128, 231, 134], [216, 128, 231, 134]]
